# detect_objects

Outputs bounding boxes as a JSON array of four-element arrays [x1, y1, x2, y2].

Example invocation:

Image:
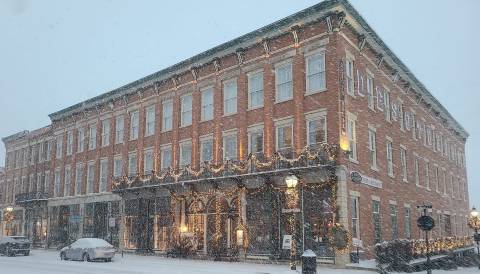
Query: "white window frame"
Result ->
[[305, 110, 327, 147], [145, 105, 156, 137], [248, 70, 264, 109], [78, 127, 85, 152], [113, 155, 123, 178], [384, 88, 391, 122], [54, 168, 61, 197], [179, 140, 192, 168], [347, 113, 357, 161], [223, 79, 237, 116], [143, 148, 154, 175], [275, 117, 294, 152], [386, 138, 394, 177], [247, 124, 264, 155], [160, 144, 172, 170], [75, 164, 83, 195], [56, 135, 63, 159], [128, 152, 138, 176], [351, 195, 360, 239], [305, 50, 326, 94], [115, 115, 124, 144], [366, 71, 375, 110], [99, 158, 108, 193], [200, 135, 214, 163], [275, 61, 293, 102], [368, 126, 378, 170], [222, 130, 238, 161], [66, 130, 73, 155], [181, 94, 193, 127], [64, 166, 72, 196], [414, 154, 420, 186], [130, 110, 139, 140], [86, 161, 95, 194], [101, 119, 110, 147], [425, 160, 430, 190], [345, 56, 354, 96], [162, 99, 173, 132], [88, 123, 97, 150], [201, 87, 214, 121]]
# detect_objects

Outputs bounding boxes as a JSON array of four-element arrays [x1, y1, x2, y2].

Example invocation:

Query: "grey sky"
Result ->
[[0, 0, 478, 207]]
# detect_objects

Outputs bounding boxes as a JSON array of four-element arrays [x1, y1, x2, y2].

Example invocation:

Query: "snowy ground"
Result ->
[[0, 249, 477, 274]]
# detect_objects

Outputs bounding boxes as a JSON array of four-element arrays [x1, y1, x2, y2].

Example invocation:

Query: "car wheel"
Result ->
[[24, 250, 30, 256], [82, 253, 90, 262], [106, 258, 112, 262], [60, 252, 66, 260], [6, 246, 14, 257]]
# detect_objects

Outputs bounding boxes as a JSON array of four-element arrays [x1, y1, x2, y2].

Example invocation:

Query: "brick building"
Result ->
[[0, 0, 469, 264]]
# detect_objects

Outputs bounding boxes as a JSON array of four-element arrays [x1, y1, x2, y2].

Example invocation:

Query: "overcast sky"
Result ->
[[0, 0, 478, 207]]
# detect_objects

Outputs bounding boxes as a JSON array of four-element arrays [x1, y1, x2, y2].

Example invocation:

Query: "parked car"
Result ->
[[60, 238, 115, 262], [0, 236, 31, 257]]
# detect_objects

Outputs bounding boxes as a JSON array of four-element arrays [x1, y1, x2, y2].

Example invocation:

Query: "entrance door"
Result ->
[[137, 198, 155, 253], [206, 197, 228, 257]]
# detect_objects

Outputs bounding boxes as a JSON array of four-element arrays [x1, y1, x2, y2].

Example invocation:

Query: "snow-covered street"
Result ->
[[0, 249, 369, 274], [0, 249, 478, 274]]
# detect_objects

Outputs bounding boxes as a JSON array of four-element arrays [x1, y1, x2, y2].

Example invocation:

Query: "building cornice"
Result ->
[[45, 0, 467, 139]]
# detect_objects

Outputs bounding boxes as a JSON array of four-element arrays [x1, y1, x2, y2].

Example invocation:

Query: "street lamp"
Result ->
[[285, 174, 299, 270], [468, 207, 480, 269], [339, 134, 350, 152], [5, 206, 13, 212]]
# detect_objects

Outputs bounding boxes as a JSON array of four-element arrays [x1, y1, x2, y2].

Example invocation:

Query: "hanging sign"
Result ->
[[282, 235, 292, 250], [109, 217, 116, 228], [417, 215, 435, 231]]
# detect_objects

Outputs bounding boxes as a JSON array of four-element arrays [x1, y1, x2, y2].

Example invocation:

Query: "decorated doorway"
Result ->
[[206, 196, 229, 257]]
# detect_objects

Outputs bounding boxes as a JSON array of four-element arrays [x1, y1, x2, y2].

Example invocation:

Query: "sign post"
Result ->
[[417, 204, 435, 274]]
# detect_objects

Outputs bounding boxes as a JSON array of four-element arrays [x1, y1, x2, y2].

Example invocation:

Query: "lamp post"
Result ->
[[467, 207, 480, 269], [285, 174, 298, 270], [417, 204, 434, 274]]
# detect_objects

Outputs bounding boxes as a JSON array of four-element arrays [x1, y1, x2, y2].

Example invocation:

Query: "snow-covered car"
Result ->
[[59, 238, 115, 262], [0, 236, 31, 257]]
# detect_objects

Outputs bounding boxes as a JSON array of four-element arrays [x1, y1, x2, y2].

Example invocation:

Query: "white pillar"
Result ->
[[335, 166, 350, 266]]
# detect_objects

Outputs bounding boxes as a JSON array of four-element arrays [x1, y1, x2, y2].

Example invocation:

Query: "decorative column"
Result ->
[[335, 165, 349, 266]]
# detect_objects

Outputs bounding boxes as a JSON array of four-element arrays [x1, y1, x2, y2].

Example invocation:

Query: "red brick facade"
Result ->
[[1, 0, 469, 256]]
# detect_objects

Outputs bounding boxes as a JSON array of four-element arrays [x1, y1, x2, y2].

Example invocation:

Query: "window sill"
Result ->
[[161, 129, 172, 133], [403, 179, 408, 183], [222, 112, 237, 118], [305, 88, 327, 96], [274, 98, 293, 104], [247, 105, 264, 111], [368, 106, 376, 112], [200, 118, 214, 123], [180, 124, 192, 128], [388, 173, 395, 179], [370, 166, 379, 172]]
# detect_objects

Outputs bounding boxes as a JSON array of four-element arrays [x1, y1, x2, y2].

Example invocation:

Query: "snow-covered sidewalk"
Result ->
[[0, 249, 373, 274]]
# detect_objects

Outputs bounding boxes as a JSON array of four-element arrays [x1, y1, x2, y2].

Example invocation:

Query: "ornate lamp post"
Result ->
[[467, 207, 480, 269], [417, 204, 434, 274], [285, 174, 299, 270]]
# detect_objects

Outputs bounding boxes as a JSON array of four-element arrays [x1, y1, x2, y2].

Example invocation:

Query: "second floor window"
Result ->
[[414, 156, 420, 186], [307, 115, 327, 147], [102, 119, 110, 146], [181, 95, 193, 127], [128, 152, 137, 176], [64, 166, 72, 196], [400, 147, 407, 181], [248, 128, 263, 155], [276, 123, 293, 152], [248, 71, 264, 108], [99, 159, 108, 192], [89, 124, 97, 150], [75, 164, 83, 195], [223, 133, 237, 161], [347, 116, 357, 161], [130, 110, 139, 140], [200, 138, 213, 163], [179, 141, 192, 168], [113, 157, 123, 178], [386, 140, 393, 176], [367, 75, 375, 110], [56, 136, 63, 159], [86, 163, 95, 194], [223, 80, 237, 115], [144, 149, 154, 174], [160, 146, 172, 170], [275, 62, 293, 102], [115, 115, 124, 144]]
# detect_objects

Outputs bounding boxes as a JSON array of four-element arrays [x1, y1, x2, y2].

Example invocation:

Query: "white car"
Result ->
[[60, 238, 115, 262]]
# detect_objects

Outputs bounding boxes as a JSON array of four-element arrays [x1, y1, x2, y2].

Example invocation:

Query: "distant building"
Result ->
[[1, 0, 469, 264]]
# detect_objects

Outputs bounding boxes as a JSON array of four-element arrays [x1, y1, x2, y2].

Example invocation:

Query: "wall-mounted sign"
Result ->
[[282, 208, 301, 213], [350, 171, 382, 189], [282, 235, 292, 250], [109, 217, 116, 228]]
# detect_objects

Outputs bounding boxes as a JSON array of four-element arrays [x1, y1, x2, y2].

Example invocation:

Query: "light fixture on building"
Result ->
[[236, 228, 244, 246], [471, 207, 479, 219], [180, 224, 188, 233], [285, 174, 298, 189], [5, 206, 14, 212], [339, 134, 350, 152]]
